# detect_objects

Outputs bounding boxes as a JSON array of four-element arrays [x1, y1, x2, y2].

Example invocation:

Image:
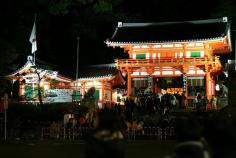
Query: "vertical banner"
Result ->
[[148, 77, 152, 94], [183, 74, 187, 93]]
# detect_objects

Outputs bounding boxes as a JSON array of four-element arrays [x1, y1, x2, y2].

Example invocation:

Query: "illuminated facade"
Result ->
[[6, 56, 72, 102], [106, 17, 231, 105], [72, 64, 125, 105], [6, 57, 125, 104]]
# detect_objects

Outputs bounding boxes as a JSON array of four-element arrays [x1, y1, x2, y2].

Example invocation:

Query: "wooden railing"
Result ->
[[116, 57, 214, 68], [41, 126, 176, 141]]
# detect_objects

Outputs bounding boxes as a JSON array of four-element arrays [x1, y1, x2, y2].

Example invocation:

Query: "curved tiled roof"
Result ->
[[76, 64, 118, 80], [106, 17, 230, 44], [6, 56, 72, 82]]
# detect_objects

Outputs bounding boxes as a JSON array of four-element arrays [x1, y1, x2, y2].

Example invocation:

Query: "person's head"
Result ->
[[175, 116, 203, 142], [94, 108, 123, 132]]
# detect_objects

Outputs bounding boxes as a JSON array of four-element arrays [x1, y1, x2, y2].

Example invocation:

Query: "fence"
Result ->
[[41, 126, 175, 141]]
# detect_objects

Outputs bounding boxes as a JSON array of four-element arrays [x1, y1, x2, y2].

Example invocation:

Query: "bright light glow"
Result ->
[[112, 91, 118, 102], [187, 43, 195, 47], [40, 81, 44, 87], [140, 72, 149, 75], [175, 52, 178, 58], [161, 89, 166, 94], [86, 81, 95, 86], [187, 70, 195, 74], [99, 89, 102, 101], [132, 53, 136, 59], [162, 66, 172, 70], [153, 71, 160, 75], [179, 52, 183, 58], [215, 84, 220, 91], [186, 51, 190, 57], [152, 53, 156, 59], [141, 45, 149, 48], [105, 90, 111, 101], [175, 71, 181, 74], [223, 71, 228, 77], [146, 53, 150, 59], [44, 84, 49, 90], [162, 71, 173, 75], [208, 81, 211, 96], [196, 70, 205, 74], [132, 72, 139, 75], [175, 44, 182, 47], [196, 43, 203, 46], [133, 45, 140, 48], [98, 102, 103, 109], [163, 44, 173, 48], [122, 72, 127, 77], [200, 51, 204, 57], [22, 85, 25, 95], [153, 45, 161, 48], [73, 82, 81, 87]]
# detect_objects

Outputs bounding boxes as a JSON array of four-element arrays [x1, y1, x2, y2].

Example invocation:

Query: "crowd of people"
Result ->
[[83, 106, 236, 158]]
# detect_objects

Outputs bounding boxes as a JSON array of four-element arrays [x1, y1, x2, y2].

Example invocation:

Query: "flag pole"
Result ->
[[235, 30, 236, 71], [76, 37, 80, 81], [75, 37, 80, 104]]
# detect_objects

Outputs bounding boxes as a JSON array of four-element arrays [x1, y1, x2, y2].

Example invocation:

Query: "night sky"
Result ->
[[1, 0, 236, 78]]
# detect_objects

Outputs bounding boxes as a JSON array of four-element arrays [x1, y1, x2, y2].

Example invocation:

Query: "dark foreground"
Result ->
[[0, 140, 176, 158]]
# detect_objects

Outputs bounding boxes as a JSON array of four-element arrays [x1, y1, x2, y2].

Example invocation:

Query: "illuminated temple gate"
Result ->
[[106, 17, 231, 105]]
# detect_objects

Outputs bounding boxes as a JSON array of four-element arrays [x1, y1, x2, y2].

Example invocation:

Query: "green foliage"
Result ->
[[50, 79, 57, 89], [72, 87, 96, 118], [24, 84, 34, 100], [93, 0, 112, 13], [35, 85, 45, 98], [24, 84, 45, 100], [86, 86, 96, 98], [81, 87, 96, 107], [49, 0, 71, 15]]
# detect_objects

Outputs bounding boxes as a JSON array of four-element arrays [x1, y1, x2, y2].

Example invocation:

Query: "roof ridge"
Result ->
[[118, 17, 228, 28], [81, 63, 116, 68]]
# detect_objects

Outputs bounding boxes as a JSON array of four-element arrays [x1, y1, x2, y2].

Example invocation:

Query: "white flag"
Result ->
[[29, 22, 37, 54]]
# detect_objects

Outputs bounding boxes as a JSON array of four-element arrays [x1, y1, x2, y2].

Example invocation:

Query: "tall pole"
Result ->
[[4, 108, 7, 140], [76, 37, 80, 103], [235, 30, 236, 71], [3, 93, 8, 141], [76, 37, 80, 81]]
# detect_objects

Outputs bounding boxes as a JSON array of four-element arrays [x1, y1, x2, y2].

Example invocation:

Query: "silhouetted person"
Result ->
[[204, 114, 236, 158], [165, 116, 210, 158], [84, 108, 125, 158]]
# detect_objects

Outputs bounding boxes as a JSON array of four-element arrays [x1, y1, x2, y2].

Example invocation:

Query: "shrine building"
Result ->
[[6, 56, 125, 104], [6, 56, 73, 102], [105, 17, 231, 105], [72, 64, 125, 106]]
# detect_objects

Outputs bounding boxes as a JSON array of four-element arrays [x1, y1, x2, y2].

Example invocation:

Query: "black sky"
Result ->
[[1, 0, 236, 78]]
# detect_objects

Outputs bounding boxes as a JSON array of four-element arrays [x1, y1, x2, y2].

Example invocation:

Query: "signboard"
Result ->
[[45, 89, 73, 103]]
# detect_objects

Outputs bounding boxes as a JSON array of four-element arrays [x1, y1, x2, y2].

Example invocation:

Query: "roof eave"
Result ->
[[106, 37, 226, 47]]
